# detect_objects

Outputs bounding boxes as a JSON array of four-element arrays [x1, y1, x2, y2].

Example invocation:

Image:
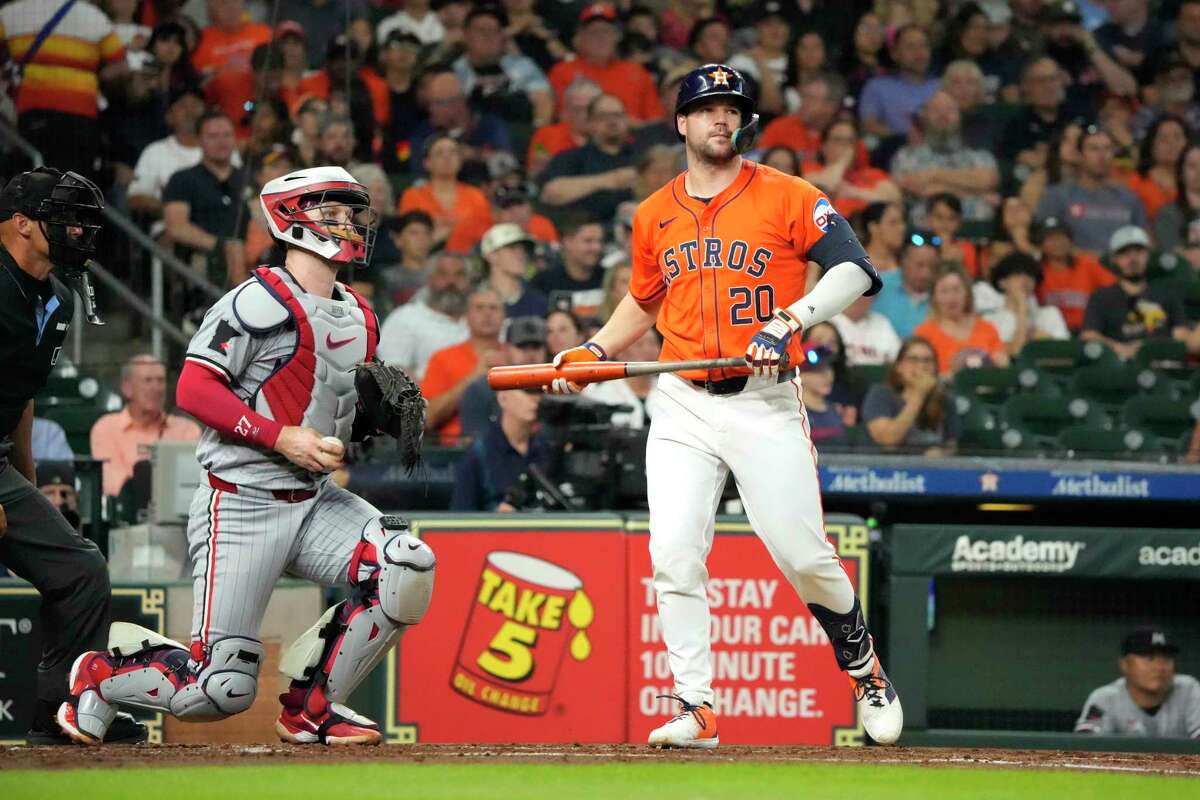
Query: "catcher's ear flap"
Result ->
[[733, 113, 760, 155]]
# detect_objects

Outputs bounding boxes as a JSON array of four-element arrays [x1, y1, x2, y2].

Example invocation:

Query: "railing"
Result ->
[[0, 117, 223, 359]]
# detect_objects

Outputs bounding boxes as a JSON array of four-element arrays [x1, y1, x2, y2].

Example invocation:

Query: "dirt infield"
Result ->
[[3, 743, 1200, 776]]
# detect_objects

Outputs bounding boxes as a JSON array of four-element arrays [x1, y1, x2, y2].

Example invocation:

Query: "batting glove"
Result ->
[[746, 308, 802, 377], [549, 341, 607, 394]]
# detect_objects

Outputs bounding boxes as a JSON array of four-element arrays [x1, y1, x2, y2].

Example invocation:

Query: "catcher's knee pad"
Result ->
[[352, 515, 436, 625], [95, 624, 264, 720]]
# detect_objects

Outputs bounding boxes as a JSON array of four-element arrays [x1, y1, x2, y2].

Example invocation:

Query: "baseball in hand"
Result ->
[[317, 435, 345, 470], [321, 435, 345, 454]]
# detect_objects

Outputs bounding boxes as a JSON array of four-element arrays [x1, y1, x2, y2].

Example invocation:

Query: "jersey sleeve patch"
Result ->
[[232, 278, 292, 333]]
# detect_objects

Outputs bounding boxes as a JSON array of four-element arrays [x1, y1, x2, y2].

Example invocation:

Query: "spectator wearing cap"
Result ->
[[914, 264, 1009, 375], [873, 234, 938, 340], [759, 73, 858, 165], [794, 346, 846, 445], [162, 110, 249, 287], [0, 0, 126, 181], [1134, 50, 1200, 141], [380, 210, 435, 307], [1035, 126, 1147, 255], [35, 461, 81, 533], [406, 69, 513, 178], [581, 327, 664, 429], [293, 34, 389, 151], [128, 88, 207, 220], [802, 118, 899, 222], [547, 3, 661, 123], [480, 223, 548, 318], [378, 252, 472, 380], [422, 286, 507, 445], [891, 91, 1000, 229], [460, 315, 548, 442], [527, 78, 602, 177], [493, 182, 559, 244], [398, 133, 494, 253], [1036, 215, 1116, 332], [727, 2, 790, 118], [379, 31, 427, 175], [90, 354, 201, 498], [1126, 115, 1188, 223], [275, 0, 368, 68], [453, 5, 554, 129], [530, 217, 606, 317], [1081, 226, 1199, 360], [451, 383, 553, 512], [378, 0, 446, 47], [205, 43, 285, 141], [190, 0, 270, 78], [977, 252, 1069, 356], [831, 293, 902, 368], [859, 25, 939, 139], [1075, 628, 1200, 738], [998, 57, 1072, 175], [539, 94, 637, 229]]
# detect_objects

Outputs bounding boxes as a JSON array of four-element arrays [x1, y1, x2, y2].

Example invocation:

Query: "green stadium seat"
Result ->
[[1133, 339, 1191, 381], [848, 363, 888, 389], [1057, 425, 1163, 459], [1017, 339, 1117, 375], [1121, 395, 1200, 441], [958, 423, 1039, 454], [841, 424, 874, 450], [1071, 363, 1169, 411], [1001, 394, 1108, 443], [952, 365, 1058, 404]]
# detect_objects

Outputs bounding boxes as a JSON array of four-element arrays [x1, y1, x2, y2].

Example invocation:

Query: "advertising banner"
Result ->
[[385, 515, 870, 745], [625, 518, 869, 746], [0, 586, 166, 744], [892, 525, 1200, 579]]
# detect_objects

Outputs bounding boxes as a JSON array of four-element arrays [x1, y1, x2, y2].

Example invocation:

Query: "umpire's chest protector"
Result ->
[[233, 266, 378, 441]]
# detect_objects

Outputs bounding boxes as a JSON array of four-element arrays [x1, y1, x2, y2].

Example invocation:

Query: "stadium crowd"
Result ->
[[3, 0, 1200, 511]]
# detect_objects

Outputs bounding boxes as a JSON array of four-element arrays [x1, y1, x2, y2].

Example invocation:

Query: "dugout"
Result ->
[[886, 524, 1200, 752]]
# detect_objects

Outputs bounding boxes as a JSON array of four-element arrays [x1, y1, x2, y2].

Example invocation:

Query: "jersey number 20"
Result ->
[[729, 285, 775, 325]]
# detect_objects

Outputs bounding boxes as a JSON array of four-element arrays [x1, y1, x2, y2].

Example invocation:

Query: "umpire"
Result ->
[[0, 167, 144, 744]]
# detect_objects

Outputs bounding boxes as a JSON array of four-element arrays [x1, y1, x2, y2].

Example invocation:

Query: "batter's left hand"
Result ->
[[746, 308, 802, 377]]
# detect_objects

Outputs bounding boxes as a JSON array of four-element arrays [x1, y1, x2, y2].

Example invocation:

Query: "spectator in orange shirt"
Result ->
[[90, 355, 201, 497], [398, 133, 493, 254], [191, 0, 271, 78], [204, 43, 284, 140], [1036, 216, 1118, 332], [547, 3, 661, 122], [293, 34, 389, 162], [491, 182, 559, 244], [914, 264, 1009, 375], [527, 77, 601, 176], [275, 20, 308, 95], [758, 73, 867, 167], [1126, 114, 1187, 222], [422, 287, 507, 445], [801, 118, 900, 220]]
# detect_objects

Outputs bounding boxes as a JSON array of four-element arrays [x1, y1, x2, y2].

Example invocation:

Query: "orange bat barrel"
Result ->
[[487, 362, 630, 390]]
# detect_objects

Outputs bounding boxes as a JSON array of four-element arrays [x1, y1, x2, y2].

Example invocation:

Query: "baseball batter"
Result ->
[[552, 64, 903, 747], [56, 167, 435, 746]]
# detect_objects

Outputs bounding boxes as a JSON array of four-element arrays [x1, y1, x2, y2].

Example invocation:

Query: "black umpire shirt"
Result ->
[[0, 243, 74, 457]]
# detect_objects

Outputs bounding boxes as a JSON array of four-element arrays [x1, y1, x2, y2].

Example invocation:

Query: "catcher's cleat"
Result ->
[[647, 694, 719, 749], [851, 656, 903, 745], [276, 702, 382, 746], [276, 686, 381, 745], [35, 710, 146, 746]]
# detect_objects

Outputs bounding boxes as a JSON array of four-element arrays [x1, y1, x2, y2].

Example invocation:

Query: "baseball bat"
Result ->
[[487, 357, 749, 391]]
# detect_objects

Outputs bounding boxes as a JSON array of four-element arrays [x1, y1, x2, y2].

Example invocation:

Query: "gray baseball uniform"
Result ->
[[1075, 675, 1200, 738], [182, 265, 383, 646]]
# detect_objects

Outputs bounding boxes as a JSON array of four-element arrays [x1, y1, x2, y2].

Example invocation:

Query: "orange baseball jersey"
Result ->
[[630, 161, 880, 380]]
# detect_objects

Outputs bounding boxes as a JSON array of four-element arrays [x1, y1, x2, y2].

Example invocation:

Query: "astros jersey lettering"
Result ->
[[630, 161, 854, 379]]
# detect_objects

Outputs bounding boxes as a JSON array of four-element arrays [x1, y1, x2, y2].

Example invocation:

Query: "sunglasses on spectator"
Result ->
[[909, 232, 942, 247]]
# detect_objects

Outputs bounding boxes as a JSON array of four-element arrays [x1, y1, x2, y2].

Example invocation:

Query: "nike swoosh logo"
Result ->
[[326, 334, 357, 350], [659, 217, 677, 229], [408, 543, 422, 550], [227, 690, 250, 698]]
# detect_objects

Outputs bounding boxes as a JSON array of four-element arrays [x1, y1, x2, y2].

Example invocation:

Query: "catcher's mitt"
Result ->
[[353, 359, 426, 472]]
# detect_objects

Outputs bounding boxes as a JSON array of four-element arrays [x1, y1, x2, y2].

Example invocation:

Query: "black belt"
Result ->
[[690, 368, 797, 396]]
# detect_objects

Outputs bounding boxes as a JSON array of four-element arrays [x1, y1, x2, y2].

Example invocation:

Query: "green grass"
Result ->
[[0, 762, 1195, 800]]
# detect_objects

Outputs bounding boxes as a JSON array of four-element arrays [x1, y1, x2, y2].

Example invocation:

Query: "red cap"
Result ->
[[276, 20, 305, 39], [579, 2, 618, 25]]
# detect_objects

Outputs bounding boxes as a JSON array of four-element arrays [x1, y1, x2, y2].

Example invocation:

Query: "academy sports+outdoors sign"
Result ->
[[892, 526, 1200, 579]]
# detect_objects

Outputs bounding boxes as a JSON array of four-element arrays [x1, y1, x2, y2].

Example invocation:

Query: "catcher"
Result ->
[[56, 166, 434, 746]]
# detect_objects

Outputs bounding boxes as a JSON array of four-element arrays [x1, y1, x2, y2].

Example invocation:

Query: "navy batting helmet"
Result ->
[[674, 63, 760, 152]]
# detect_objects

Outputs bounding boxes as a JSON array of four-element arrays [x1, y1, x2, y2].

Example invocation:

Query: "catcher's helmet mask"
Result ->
[[674, 63, 760, 154], [261, 167, 379, 268]]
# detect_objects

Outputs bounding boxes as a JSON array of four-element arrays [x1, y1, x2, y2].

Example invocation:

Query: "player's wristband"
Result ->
[[581, 341, 608, 360]]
